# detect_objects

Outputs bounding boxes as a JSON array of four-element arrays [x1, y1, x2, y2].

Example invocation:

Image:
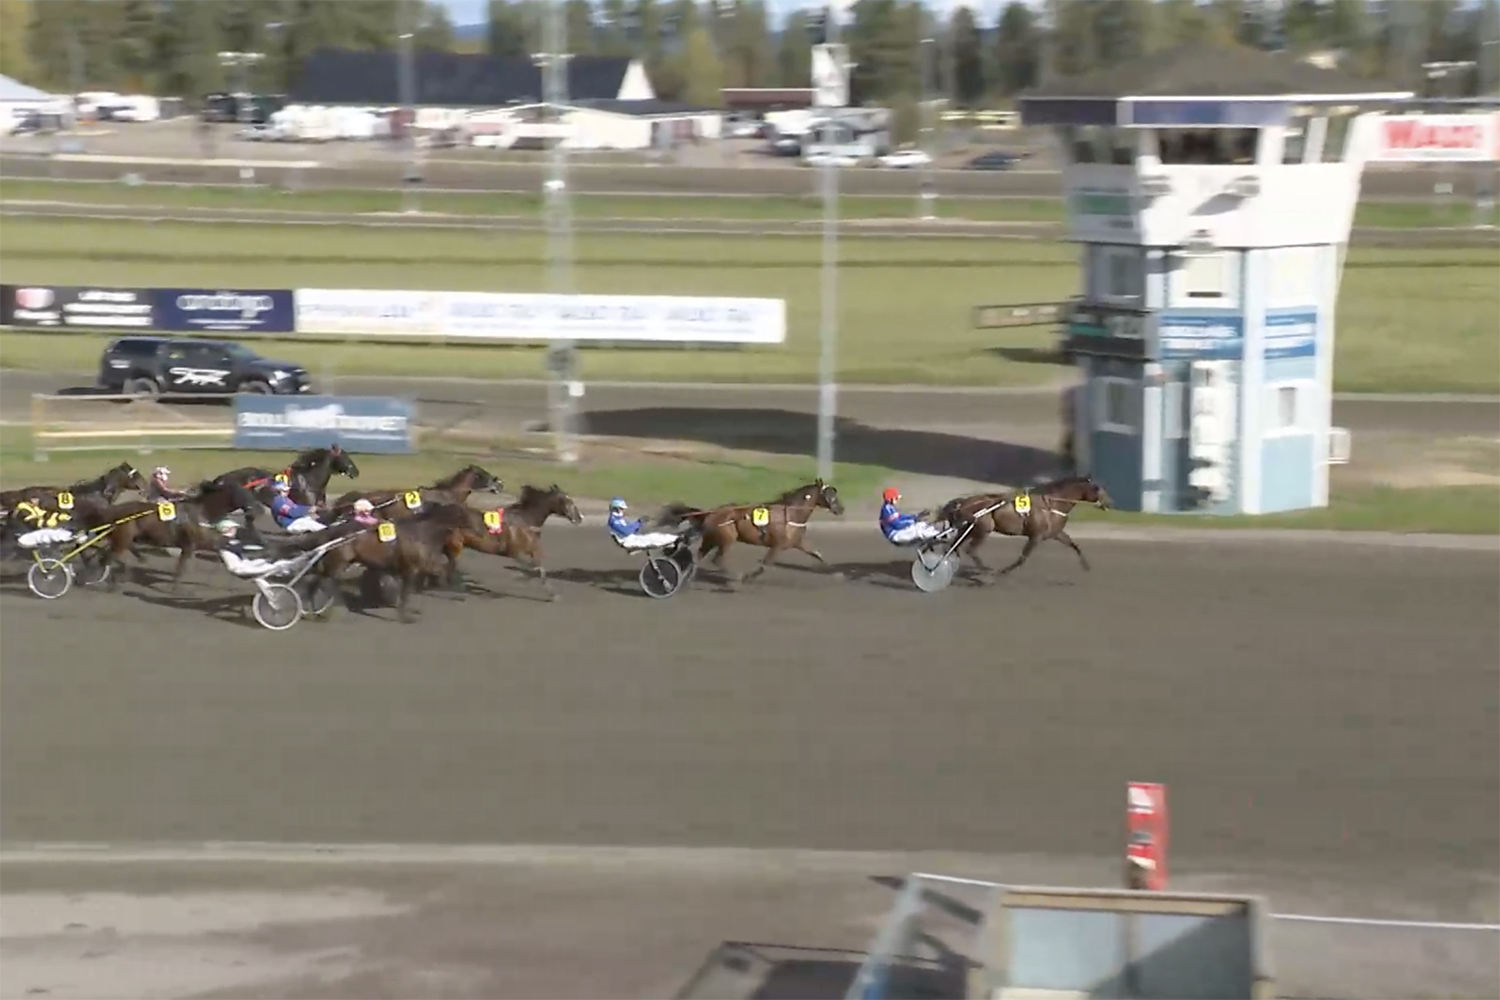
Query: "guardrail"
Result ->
[[0, 284, 788, 347], [30, 392, 232, 461]]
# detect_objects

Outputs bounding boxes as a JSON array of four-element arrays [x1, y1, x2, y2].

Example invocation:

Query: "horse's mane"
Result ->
[[429, 466, 475, 491], [772, 481, 820, 504], [1033, 474, 1092, 493], [289, 447, 331, 471], [514, 483, 566, 509]]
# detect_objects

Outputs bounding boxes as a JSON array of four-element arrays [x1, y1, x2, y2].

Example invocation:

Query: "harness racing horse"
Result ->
[[421, 486, 582, 598], [217, 445, 361, 506], [936, 475, 1112, 581], [1, 462, 147, 538], [662, 479, 845, 585], [82, 479, 264, 592], [327, 465, 504, 523]]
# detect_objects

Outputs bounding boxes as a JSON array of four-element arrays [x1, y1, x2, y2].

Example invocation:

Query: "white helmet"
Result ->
[[153, 466, 171, 480], [353, 498, 374, 514]]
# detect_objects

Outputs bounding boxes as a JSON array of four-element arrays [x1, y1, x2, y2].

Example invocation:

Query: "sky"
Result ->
[[434, 0, 1026, 31]]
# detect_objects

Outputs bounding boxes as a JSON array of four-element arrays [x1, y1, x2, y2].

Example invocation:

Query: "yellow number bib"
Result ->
[[274, 473, 290, 487], [377, 521, 397, 542], [56, 491, 74, 510], [750, 507, 770, 527], [1013, 493, 1032, 515], [403, 490, 422, 510], [156, 502, 177, 522], [482, 510, 503, 533]]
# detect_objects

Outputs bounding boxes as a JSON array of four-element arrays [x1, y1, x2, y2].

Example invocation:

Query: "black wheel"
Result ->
[[73, 549, 111, 587], [300, 575, 338, 616], [123, 377, 159, 398], [27, 558, 71, 599], [670, 542, 696, 583], [639, 556, 682, 599], [237, 380, 273, 395]]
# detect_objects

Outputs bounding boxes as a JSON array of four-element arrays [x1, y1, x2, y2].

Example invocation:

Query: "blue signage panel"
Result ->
[[154, 288, 295, 333], [1157, 312, 1245, 361], [233, 395, 415, 454], [1263, 310, 1318, 360]]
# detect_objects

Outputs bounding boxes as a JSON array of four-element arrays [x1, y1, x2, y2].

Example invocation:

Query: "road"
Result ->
[[4, 144, 1495, 201], [0, 528, 1496, 998]]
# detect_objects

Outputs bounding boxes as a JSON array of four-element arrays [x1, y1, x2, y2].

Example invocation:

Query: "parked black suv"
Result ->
[[98, 337, 313, 397]]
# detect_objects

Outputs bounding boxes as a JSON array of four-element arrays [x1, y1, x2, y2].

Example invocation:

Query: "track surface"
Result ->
[[3, 531, 1496, 891]]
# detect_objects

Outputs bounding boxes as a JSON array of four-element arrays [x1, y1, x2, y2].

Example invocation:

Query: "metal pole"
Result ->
[[815, 6, 840, 482], [541, 2, 578, 464], [398, 1, 419, 214], [919, 35, 935, 221]]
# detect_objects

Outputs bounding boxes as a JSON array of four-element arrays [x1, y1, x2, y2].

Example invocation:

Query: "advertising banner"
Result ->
[[1371, 113, 1499, 163], [1156, 312, 1244, 360], [154, 289, 295, 333], [2, 285, 153, 329], [1263, 310, 1318, 360], [443, 292, 786, 345], [295, 288, 446, 337], [233, 395, 415, 454]]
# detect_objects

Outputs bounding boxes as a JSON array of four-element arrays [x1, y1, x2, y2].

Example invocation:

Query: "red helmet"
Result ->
[[882, 487, 900, 503]]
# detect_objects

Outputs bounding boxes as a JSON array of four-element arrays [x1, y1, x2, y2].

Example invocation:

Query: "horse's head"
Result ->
[[548, 484, 582, 524], [113, 463, 147, 496], [1055, 476, 1111, 510], [465, 465, 504, 494], [329, 446, 360, 480], [814, 478, 844, 516]]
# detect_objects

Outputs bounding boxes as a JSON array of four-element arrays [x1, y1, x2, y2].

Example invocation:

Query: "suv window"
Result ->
[[164, 343, 192, 367], [109, 338, 161, 358], [185, 344, 228, 368]]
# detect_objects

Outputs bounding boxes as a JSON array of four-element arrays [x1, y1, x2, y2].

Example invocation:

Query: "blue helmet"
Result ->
[[609, 497, 627, 511]]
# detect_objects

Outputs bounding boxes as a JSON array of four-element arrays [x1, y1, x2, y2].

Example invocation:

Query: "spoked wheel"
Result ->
[[27, 558, 72, 600], [252, 582, 303, 630], [73, 550, 111, 587], [911, 548, 957, 593], [299, 576, 339, 617], [640, 555, 682, 599]]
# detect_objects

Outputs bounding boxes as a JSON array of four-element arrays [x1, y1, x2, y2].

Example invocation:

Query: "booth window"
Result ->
[[1180, 252, 1230, 300], [1105, 127, 1136, 165], [1156, 129, 1257, 165], [1266, 381, 1315, 435], [1282, 113, 1314, 163], [1067, 125, 1107, 164], [1099, 246, 1143, 303], [1097, 377, 1139, 435], [1321, 113, 1352, 163]]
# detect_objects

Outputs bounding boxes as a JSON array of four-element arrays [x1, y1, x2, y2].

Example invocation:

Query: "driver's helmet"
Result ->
[[153, 466, 171, 483], [214, 517, 238, 537], [609, 497, 627, 512], [882, 487, 900, 504], [352, 498, 374, 515]]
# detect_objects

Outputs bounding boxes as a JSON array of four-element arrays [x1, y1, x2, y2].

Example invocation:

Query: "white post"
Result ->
[[538, 2, 577, 464], [815, 12, 845, 482]]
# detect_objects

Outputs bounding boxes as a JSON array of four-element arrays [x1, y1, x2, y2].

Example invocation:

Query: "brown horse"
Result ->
[[306, 517, 458, 623], [2, 461, 147, 539], [935, 475, 1112, 580], [327, 465, 504, 523], [82, 479, 264, 591], [661, 479, 845, 585]]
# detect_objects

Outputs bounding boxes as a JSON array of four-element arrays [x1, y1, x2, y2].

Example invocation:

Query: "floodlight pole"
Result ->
[[815, 7, 842, 483], [398, 0, 419, 214], [536, 3, 578, 464], [919, 35, 936, 221]]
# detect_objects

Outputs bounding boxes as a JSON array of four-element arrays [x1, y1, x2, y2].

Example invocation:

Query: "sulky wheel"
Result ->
[[252, 582, 303, 630], [910, 550, 957, 593], [27, 558, 72, 600], [639, 555, 682, 599]]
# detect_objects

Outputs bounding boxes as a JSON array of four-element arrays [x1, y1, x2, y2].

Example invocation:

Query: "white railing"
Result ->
[[30, 392, 233, 461]]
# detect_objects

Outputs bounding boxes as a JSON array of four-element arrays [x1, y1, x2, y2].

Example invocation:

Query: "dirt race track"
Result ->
[[2, 528, 1498, 997]]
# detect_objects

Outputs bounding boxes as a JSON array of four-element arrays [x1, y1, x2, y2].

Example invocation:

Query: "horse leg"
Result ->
[[170, 538, 193, 592], [742, 544, 782, 583], [997, 535, 1040, 577], [792, 538, 834, 571], [1055, 529, 1090, 571], [703, 533, 739, 584], [397, 565, 418, 622]]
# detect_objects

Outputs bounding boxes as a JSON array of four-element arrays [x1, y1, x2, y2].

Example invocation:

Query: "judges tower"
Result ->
[[1021, 46, 1411, 514]]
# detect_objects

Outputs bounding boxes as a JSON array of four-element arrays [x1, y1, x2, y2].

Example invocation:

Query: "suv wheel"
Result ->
[[237, 380, 272, 395], [123, 377, 159, 398]]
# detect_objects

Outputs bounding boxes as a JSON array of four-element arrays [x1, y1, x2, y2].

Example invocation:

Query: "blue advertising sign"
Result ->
[[233, 395, 414, 454], [1264, 310, 1318, 360], [154, 288, 295, 333], [1156, 312, 1245, 361]]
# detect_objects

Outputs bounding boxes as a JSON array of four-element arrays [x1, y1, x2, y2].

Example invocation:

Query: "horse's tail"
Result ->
[[656, 502, 708, 528]]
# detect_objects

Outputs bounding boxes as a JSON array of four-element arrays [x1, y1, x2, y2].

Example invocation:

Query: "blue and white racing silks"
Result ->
[[607, 510, 643, 538], [270, 493, 313, 529], [879, 501, 918, 542]]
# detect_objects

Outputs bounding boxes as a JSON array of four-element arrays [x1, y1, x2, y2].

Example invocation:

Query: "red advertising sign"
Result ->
[[1373, 114, 1499, 163], [1125, 781, 1169, 891]]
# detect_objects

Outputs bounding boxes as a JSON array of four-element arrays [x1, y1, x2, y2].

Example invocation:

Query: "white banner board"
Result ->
[[811, 44, 850, 108], [1370, 113, 1499, 163], [297, 290, 786, 345]]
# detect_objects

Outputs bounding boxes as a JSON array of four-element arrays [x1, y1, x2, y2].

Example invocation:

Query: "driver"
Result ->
[[607, 497, 683, 550], [269, 479, 326, 533], [879, 487, 946, 545], [146, 466, 190, 503]]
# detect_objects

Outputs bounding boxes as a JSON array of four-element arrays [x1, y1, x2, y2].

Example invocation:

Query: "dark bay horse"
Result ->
[[327, 465, 504, 522], [662, 479, 845, 585], [217, 445, 361, 506], [2, 462, 147, 532], [936, 475, 1112, 580], [83, 480, 264, 591], [423, 485, 582, 598]]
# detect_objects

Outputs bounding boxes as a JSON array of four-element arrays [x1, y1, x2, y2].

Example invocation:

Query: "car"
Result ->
[[878, 148, 932, 169], [802, 151, 862, 167], [98, 336, 313, 398], [966, 151, 1022, 171]]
